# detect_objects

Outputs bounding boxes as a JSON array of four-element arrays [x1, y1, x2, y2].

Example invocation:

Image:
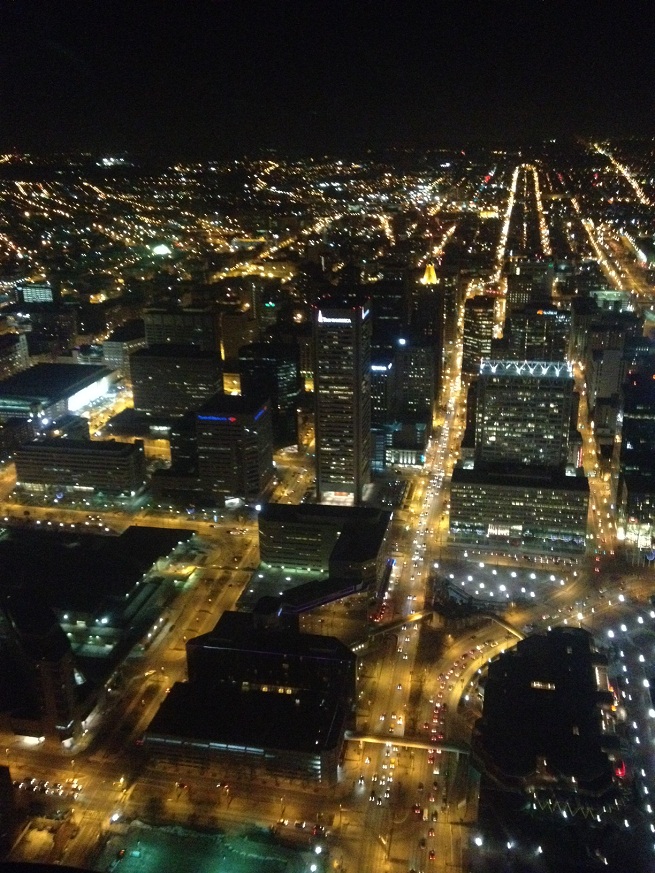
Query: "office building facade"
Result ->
[[144, 306, 222, 353], [392, 342, 435, 422], [462, 295, 496, 375], [196, 395, 274, 503], [15, 438, 147, 496], [313, 301, 371, 502], [449, 464, 589, 551], [102, 319, 147, 381], [238, 342, 301, 447], [131, 344, 223, 416], [0, 334, 29, 382], [505, 261, 552, 310], [475, 360, 574, 468], [504, 305, 571, 362]]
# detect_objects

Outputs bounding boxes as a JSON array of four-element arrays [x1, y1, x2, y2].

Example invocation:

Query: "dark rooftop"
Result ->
[[105, 407, 180, 437], [19, 438, 141, 455], [0, 333, 22, 351], [146, 679, 350, 754], [452, 463, 589, 490], [196, 394, 266, 417], [259, 502, 385, 525], [192, 610, 356, 662], [0, 363, 113, 403], [106, 319, 145, 342], [0, 525, 194, 614], [132, 344, 221, 360], [269, 576, 363, 614], [475, 627, 613, 792]]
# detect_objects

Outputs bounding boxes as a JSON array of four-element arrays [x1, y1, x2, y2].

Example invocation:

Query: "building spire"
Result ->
[[421, 262, 437, 285]]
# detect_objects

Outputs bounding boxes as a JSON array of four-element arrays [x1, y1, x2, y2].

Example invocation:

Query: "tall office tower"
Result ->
[[196, 395, 274, 504], [238, 342, 301, 447], [462, 296, 495, 374], [475, 360, 574, 468], [221, 310, 258, 362], [405, 264, 444, 399], [143, 306, 222, 353], [617, 367, 655, 543], [506, 261, 553, 311], [392, 341, 435, 423], [369, 279, 408, 357], [410, 266, 441, 347], [131, 345, 223, 415], [440, 270, 465, 349], [583, 312, 640, 414], [370, 358, 394, 425], [102, 319, 147, 382], [0, 333, 29, 381], [271, 321, 313, 391], [313, 300, 371, 503], [26, 305, 77, 357], [504, 305, 571, 362]]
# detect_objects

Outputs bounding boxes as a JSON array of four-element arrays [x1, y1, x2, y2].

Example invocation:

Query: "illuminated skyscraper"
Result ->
[[475, 360, 574, 468], [462, 295, 495, 374], [313, 300, 371, 502]]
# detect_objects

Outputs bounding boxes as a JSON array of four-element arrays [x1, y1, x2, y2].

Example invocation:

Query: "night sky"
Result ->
[[0, 0, 653, 158]]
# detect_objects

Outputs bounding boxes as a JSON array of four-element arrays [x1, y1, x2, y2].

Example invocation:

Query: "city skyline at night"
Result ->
[[0, 3, 654, 872]]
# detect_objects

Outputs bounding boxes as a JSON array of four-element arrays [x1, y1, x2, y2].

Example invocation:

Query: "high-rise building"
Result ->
[[410, 269, 441, 348], [196, 395, 273, 503], [221, 310, 258, 362], [617, 368, 655, 546], [313, 300, 371, 502], [25, 305, 77, 357], [0, 333, 29, 381], [238, 342, 301, 447], [462, 296, 495, 375], [475, 360, 574, 468], [504, 305, 571, 362], [392, 341, 435, 423], [370, 358, 394, 425], [102, 319, 146, 381], [131, 344, 223, 416], [582, 312, 640, 426], [505, 261, 552, 310], [143, 306, 222, 353], [369, 279, 408, 357]]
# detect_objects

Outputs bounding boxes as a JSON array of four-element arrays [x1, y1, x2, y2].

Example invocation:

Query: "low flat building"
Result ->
[[473, 627, 622, 816], [15, 438, 147, 496], [449, 462, 589, 552], [143, 610, 356, 781], [0, 363, 114, 424], [0, 525, 195, 741], [258, 503, 392, 590]]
